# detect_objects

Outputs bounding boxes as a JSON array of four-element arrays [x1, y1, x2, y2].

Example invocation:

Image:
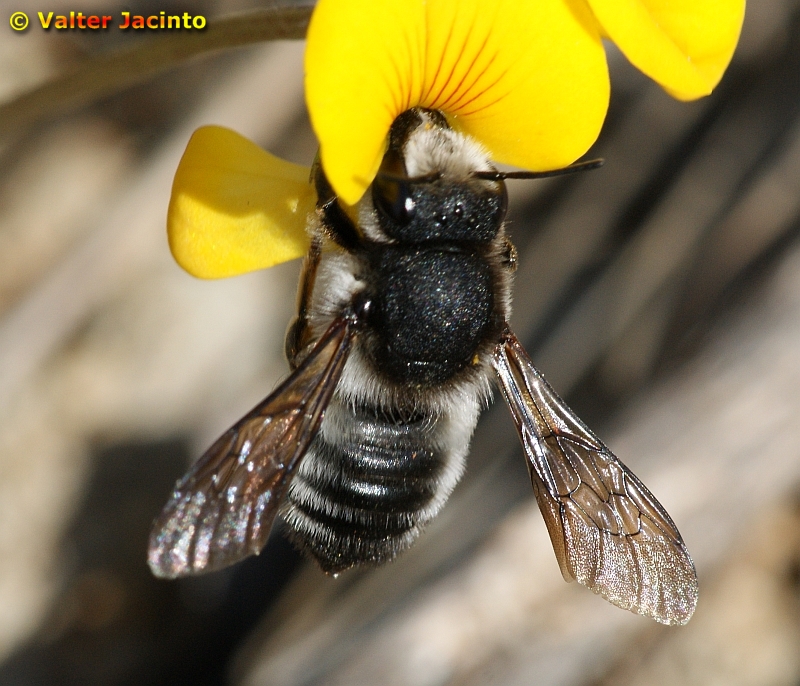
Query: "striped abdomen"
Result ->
[[282, 399, 467, 573]]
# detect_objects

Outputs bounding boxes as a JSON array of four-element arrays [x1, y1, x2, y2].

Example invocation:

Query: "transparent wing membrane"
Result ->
[[148, 316, 354, 578], [493, 327, 698, 625]]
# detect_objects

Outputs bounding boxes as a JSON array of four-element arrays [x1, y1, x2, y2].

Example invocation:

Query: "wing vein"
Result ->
[[492, 326, 698, 625], [148, 316, 355, 578]]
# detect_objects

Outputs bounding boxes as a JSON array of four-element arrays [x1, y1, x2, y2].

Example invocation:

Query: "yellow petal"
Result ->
[[168, 126, 314, 279], [587, 0, 745, 100], [306, 0, 609, 205]]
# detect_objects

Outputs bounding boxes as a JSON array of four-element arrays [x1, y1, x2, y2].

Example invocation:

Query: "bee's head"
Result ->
[[371, 109, 508, 244]]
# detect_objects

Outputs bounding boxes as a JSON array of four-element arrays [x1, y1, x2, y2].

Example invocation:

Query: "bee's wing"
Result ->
[[492, 328, 698, 625], [148, 316, 354, 579]]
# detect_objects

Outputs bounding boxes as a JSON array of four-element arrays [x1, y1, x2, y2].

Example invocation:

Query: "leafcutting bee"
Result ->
[[149, 108, 698, 625]]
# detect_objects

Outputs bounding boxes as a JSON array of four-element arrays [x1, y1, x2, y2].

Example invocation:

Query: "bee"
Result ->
[[149, 108, 698, 625]]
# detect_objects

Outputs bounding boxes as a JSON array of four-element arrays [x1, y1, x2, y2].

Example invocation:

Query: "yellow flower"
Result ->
[[168, 0, 745, 278], [168, 126, 315, 279], [308, 0, 745, 205]]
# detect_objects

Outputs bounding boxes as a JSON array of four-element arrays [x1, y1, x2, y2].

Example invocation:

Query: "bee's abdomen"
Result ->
[[282, 404, 461, 573]]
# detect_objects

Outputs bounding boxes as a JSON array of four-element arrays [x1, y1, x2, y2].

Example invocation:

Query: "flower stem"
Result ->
[[0, 5, 314, 145]]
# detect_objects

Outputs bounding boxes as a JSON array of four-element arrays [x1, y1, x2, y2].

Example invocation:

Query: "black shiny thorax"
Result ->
[[362, 241, 496, 385], [310, 108, 512, 387]]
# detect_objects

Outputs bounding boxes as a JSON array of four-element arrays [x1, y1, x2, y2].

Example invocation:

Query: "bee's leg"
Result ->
[[285, 236, 322, 369]]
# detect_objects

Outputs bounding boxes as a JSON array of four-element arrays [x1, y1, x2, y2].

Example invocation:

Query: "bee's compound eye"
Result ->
[[373, 177, 416, 226]]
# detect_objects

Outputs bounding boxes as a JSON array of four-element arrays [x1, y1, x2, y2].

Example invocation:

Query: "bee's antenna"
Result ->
[[376, 158, 604, 185], [473, 158, 604, 181]]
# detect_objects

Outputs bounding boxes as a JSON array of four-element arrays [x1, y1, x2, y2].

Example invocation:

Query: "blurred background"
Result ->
[[1, 1, 800, 684]]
